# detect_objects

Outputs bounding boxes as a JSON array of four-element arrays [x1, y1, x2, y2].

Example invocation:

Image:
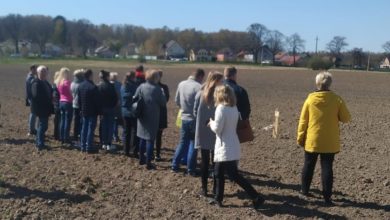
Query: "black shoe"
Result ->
[[87, 149, 99, 154], [208, 198, 222, 207], [155, 155, 162, 162], [146, 163, 156, 170], [252, 196, 265, 209], [187, 171, 199, 177], [324, 198, 334, 206], [299, 190, 311, 198]]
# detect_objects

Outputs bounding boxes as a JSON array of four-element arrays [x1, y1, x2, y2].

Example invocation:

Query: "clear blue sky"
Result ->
[[1, 0, 389, 52]]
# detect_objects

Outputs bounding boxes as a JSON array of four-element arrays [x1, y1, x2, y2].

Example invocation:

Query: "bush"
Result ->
[[138, 55, 146, 63], [308, 56, 333, 70]]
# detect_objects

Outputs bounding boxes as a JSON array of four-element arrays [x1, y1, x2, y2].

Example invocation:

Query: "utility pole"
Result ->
[[367, 52, 371, 72], [315, 36, 318, 54]]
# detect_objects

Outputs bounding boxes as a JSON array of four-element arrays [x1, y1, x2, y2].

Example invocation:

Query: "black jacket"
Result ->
[[225, 79, 251, 120], [52, 84, 60, 112], [97, 80, 118, 109], [78, 80, 100, 117], [121, 80, 138, 118], [158, 82, 170, 128], [31, 79, 54, 117]]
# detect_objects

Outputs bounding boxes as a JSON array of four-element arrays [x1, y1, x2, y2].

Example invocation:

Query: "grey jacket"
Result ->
[[194, 90, 216, 150], [136, 81, 166, 140], [71, 78, 83, 108], [175, 76, 201, 121]]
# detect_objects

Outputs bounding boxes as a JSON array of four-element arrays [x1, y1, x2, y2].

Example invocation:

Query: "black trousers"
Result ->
[[73, 108, 81, 140], [155, 129, 164, 157], [53, 110, 60, 140], [200, 149, 216, 195], [214, 160, 258, 202], [301, 151, 335, 200], [123, 116, 138, 156]]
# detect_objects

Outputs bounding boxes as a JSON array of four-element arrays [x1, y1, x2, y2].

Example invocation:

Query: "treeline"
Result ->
[[0, 14, 389, 69], [0, 14, 261, 58]]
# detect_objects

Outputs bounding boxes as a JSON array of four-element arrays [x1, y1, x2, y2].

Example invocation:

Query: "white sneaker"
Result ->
[[102, 145, 107, 150], [106, 145, 111, 151]]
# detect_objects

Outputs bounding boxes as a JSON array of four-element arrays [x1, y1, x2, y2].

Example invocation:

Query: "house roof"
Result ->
[[166, 40, 178, 49]]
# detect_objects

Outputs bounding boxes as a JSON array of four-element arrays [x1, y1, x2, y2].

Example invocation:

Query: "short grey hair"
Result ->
[[315, 71, 332, 90], [37, 65, 47, 74]]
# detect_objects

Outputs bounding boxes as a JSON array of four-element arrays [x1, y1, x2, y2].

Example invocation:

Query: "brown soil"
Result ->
[[0, 63, 389, 219]]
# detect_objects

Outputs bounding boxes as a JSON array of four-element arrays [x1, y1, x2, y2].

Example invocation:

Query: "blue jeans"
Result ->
[[80, 116, 97, 151], [60, 102, 73, 142], [36, 116, 48, 148], [28, 112, 37, 133], [139, 138, 154, 165], [100, 108, 115, 145], [172, 120, 198, 172]]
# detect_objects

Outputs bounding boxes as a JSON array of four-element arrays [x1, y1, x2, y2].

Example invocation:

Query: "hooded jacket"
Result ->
[[297, 91, 351, 153]]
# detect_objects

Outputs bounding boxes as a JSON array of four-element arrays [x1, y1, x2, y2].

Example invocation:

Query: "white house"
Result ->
[[189, 49, 212, 61], [164, 40, 185, 59], [380, 57, 390, 69]]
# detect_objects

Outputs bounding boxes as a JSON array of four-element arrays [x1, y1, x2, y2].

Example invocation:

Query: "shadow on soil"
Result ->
[[228, 170, 390, 218], [0, 182, 93, 204]]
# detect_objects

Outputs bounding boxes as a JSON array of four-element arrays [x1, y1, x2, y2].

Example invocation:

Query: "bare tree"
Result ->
[[287, 33, 305, 66], [383, 41, 390, 53], [2, 14, 24, 54], [247, 23, 268, 63], [23, 15, 53, 55], [327, 36, 348, 55], [266, 30, 285, 64]]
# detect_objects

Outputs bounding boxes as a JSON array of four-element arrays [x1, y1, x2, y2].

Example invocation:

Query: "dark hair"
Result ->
[[30, 64, 37, 71], [136, 65, 144, 72], [123, 71, 136, 84], [84, 69, 93, 79], [193, 68, 205, 79], [99, 70, 110, 80], [224, 66, 237, 78]]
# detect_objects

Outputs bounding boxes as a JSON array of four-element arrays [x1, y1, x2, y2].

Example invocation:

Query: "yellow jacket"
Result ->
[[297, 91, 351, 153]]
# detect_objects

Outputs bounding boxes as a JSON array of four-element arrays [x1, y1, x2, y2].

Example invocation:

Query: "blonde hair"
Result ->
[[55, 67, 70, 86], [315, 71, 332, 90], [214, 85, 236, 107], [53, 71, 60, 84], [202, 71, 223, 106], [145, 69, 160, 84]]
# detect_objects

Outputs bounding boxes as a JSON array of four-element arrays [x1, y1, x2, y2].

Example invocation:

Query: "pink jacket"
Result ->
[[58, 80, 73, 103]]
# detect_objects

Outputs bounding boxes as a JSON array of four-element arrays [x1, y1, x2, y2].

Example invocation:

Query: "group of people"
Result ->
[[25, 64, 351, 208]]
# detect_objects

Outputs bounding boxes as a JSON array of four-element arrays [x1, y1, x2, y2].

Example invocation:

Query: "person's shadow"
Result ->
[[0, 181, 93, 204], [229, 170, 390, 218]]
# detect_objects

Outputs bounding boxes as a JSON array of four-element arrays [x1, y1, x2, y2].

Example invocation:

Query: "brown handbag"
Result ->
[[236, 115, 254, 143]]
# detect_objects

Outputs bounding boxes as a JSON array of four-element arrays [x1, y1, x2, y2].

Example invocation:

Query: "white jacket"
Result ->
[[210, 104, 241, 162]]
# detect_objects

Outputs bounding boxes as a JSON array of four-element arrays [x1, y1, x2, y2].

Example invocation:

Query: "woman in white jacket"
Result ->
[[208, 85, 264, 209]]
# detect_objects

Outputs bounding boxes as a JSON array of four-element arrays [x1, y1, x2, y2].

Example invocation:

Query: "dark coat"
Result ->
[[52, 83, 60, 112], [25, 72, 35, 106], [225, 79, 251, 120], [78, 80, 100, 117], [159, 82, 170, 129], [97, 80, 118, 109], [135, 77, 145, 87], [136, 82, 166, 140], [121, 80, 138, 118], [31, 79, 54, 117]]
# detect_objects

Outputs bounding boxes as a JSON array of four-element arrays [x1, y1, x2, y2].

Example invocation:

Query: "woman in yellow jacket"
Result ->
[[297, 71, 351, 206]]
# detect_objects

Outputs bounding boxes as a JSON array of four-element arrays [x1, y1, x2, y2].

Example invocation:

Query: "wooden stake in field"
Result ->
[[272, 109, 280, 139]]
